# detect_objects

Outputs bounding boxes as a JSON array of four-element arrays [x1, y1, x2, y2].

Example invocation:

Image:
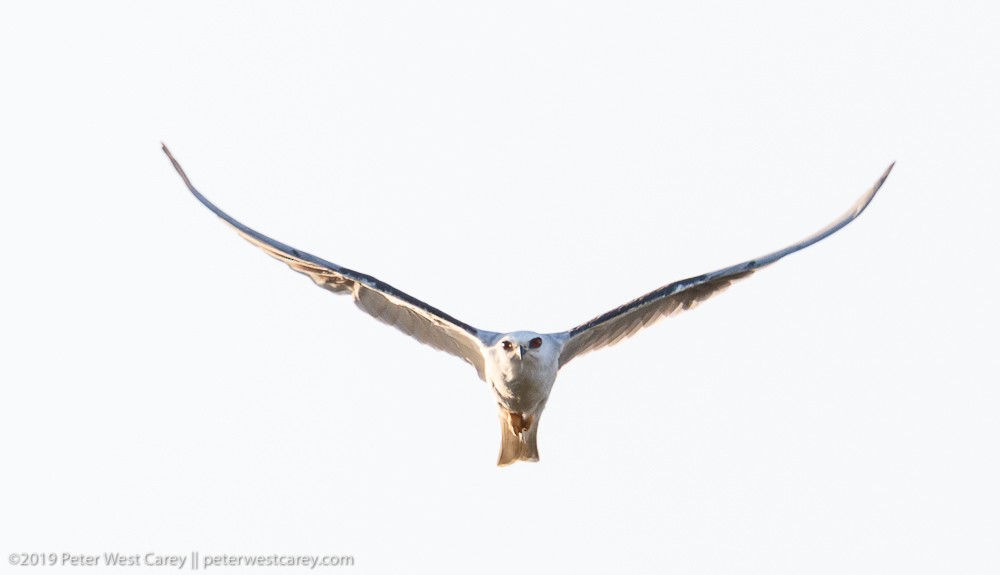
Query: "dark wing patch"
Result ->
[[163, 144, 496, 380], [554, 163, 894, 367]]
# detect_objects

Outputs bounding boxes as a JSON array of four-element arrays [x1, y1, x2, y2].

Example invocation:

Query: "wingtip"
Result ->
[[161, 143, 198, 195], [873, 161, 895, 192]]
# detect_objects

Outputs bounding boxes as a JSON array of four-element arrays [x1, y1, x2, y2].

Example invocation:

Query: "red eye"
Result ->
[[502, 341, 513, 351], [529, 337, 543, 349]]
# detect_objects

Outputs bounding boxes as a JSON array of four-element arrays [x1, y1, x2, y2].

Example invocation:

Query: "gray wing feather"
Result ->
[[163, 145, 497, 380], [554, 163, 894, 367]]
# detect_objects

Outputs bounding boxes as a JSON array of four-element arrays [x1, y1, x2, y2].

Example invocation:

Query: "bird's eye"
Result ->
[[529, 337, 543, 349], [501, 341, 513, 351]]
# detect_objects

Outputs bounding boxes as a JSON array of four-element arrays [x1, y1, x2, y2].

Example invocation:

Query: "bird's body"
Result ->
[[163, 145, 893, 466], [485, 332, 561, 414], [484, 332, 562, 465]]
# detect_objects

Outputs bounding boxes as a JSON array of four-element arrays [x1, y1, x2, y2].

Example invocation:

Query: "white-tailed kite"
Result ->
[[163, 145, 893, 466]]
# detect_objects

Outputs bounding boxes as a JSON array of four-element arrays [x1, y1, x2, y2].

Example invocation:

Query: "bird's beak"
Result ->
[[517, 345, 526, 359]]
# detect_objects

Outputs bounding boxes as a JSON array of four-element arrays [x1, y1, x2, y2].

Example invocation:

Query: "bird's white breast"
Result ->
[[484, 343, 560, 415]]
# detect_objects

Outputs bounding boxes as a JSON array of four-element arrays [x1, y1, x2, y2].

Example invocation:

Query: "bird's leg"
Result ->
[[507, 412, 524, 436], [506, 412, 533, 438]]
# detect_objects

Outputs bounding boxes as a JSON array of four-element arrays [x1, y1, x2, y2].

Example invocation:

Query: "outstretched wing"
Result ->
[[163, 145, 498, 380], [553, 164, 894, 367]]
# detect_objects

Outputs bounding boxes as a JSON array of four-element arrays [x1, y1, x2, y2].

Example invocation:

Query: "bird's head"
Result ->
[[495, 331, 550, 363]]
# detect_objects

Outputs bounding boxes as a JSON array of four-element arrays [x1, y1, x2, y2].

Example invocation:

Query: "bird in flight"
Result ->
[[163, 145, 893, 466]]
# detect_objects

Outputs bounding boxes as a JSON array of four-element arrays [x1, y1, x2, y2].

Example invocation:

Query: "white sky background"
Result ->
[[2, 1, 998, 573]]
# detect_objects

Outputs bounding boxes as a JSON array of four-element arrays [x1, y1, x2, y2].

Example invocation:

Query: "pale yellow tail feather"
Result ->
[[497, 415, 540, 467]]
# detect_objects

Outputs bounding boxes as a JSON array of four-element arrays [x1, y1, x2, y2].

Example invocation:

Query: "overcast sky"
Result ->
[[2, 1, 998, 574]]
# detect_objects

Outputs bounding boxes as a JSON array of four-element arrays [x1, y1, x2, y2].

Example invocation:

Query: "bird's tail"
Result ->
[[497, 412, 540, 467]]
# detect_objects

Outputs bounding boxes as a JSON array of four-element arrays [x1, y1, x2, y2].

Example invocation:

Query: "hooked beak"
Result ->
[[516, 345, 526, 359]]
